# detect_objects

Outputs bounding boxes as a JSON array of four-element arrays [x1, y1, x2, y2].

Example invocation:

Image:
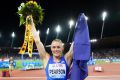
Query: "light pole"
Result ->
[[67, 19, 74, 42], [56, 25, 61, 38], [9, 32, 15, 58], [100, 11, 107, 39], [44, 28, 49, 46], [11, 32, 15, 48]]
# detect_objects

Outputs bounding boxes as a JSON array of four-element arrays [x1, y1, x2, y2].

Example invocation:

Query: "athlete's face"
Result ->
[[10, 57, 13, 60], [51, 41, 63, 57]]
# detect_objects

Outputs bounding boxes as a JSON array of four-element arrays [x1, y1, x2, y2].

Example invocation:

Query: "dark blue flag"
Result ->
[[71, 13, 91, 80]]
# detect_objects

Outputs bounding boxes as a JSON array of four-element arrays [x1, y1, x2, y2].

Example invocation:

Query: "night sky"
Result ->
[[0, 0, 120, 47]]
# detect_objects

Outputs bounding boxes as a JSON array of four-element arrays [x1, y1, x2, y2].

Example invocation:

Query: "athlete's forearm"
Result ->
[[30, 16, 47, 59]]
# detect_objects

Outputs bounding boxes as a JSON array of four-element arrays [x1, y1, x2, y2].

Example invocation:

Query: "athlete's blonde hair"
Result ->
[[51, 39, 64, 47]]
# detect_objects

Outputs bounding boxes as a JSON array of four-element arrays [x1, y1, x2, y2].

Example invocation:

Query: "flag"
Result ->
[[71, 13, 91, 80]]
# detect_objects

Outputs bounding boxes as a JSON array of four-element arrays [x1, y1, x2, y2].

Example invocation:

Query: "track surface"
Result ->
[[0, 63, 120, 80]]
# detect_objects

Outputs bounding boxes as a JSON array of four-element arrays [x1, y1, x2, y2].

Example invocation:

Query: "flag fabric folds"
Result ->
[[71, 13, 91, 80]]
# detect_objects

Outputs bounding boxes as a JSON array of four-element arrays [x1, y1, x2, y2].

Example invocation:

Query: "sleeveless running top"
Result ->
[[45, 56, 69, 80]]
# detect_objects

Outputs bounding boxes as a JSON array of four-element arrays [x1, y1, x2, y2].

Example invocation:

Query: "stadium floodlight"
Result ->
[[11, 32, 15, 38], [85, 16, 89, 21], [11, 32, 15, 48], [69, 19, 74, 29], [102, 11, 107, 21], [55, 24, 61, 38], [46, 28, 50, 35], [90, 39, 97, 43], [44, 28, 50, 46], [100, 11, 107, 39], [67, 19, 74, 42]]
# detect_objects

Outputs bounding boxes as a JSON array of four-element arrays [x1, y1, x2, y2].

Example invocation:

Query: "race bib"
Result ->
[[48, 63, 66, 78]]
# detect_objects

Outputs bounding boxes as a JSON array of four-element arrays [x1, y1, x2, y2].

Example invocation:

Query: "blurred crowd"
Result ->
[[0, 48, 120, 60], [92, 48, 120, 59]]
